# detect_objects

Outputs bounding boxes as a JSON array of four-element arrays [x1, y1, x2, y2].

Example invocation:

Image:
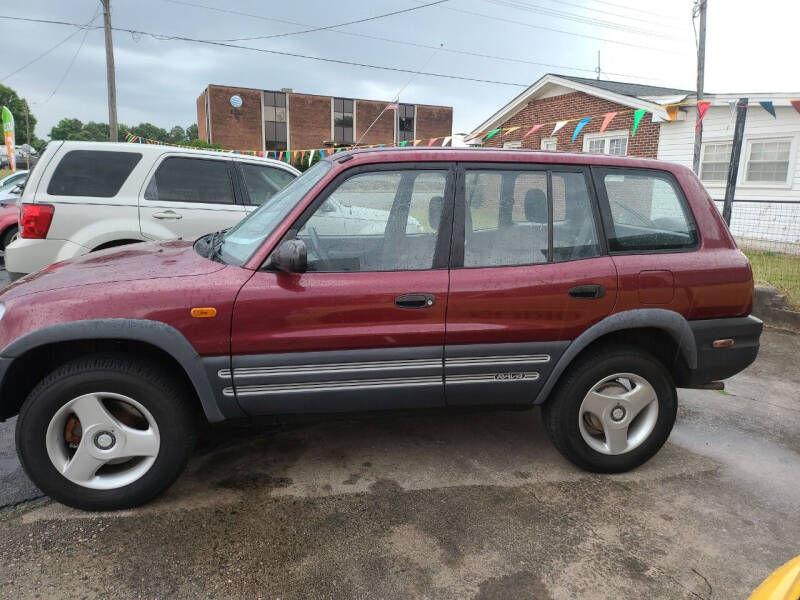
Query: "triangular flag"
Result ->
[[485, 128, 502, 140], [400, 140, 408, 147], [759, 101, 776, 118], [522, 124, 544, 139], [665, 106, 679, 121], [300, 150, 307, 162], [504, 126, 520, 134], [551, 120, 568, 136], [599, 112, 617, 133], [319, 149, 325, 160], [791, 100, 800, 115], [442, 136, 451, 147], [631, 109, 647, 137], [571, 117, 591, 142], [413, 139, 422, 146], [695, 101, 711, 132], [428, 138, 437, 146]]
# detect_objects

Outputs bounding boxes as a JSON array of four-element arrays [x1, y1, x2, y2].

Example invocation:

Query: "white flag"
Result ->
[[551, 120, 568, 136]]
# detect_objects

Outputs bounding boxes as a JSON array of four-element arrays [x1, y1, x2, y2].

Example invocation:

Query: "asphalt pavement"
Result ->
[[0, 266, 797, 598]]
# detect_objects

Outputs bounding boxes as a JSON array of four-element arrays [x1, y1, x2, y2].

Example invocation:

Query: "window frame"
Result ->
[[591, 166, 701, 255], [582, 130, 628, 156], [143, 155, 239, 206], [272, 161, 457, 272], [332, 98, 354, 145], [699, 140, 733, 184], [742, 135, 795, 188], [450, 162, 607, 269], [540, 137, 557, 151], [263, 90, 288, 152], [47, 149, 143, 199]]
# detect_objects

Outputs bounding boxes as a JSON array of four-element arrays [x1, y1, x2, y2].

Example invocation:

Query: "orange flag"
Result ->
[[665, 106, 679, 121], [695, 101, 711, 132], [599, 112, 616, 133]]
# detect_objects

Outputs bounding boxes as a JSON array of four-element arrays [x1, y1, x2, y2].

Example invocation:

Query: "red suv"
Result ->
[[0, 148, 761, 510]]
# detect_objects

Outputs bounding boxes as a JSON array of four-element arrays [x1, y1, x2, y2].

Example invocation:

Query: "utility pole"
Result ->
[[692, 0, 707, 174], [23, 102, 30, 169], [722, 98, 748, 226], [101, 0, 118, 142]]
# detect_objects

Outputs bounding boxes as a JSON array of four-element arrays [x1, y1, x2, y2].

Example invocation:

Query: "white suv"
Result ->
[[5, 141, 298, 279]]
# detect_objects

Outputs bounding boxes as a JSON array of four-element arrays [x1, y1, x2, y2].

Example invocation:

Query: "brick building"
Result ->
[[471, 74, 693, 158], [197, 84, 453, 152]]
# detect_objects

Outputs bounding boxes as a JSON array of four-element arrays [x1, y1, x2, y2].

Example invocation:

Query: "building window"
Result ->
[[263, 91, 287, 151], [398, 104, 415, 142], [333, 98, 354, 144], [503, 141, 521, 149], [541, 137, 557, 151], [583, 131, 628, 156], [699, 142, 732, 182], [745, 138, 792, 184]]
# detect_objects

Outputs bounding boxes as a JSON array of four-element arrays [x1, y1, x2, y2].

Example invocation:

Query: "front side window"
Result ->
[[298, 169, 448, 272], [240, 163, 296, 206], [398, 104, 415, 142], [746, 138, 792, 183], [47, 150, 141, 198], [333, 98, 354, 144], [220, 159, 333, 266], [462, 169, 600, 268], [700, 142, 732, 182], [145, 157, 234, 204], [599, 169, 698, 252]]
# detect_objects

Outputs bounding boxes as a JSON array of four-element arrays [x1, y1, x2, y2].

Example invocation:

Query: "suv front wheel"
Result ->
[[542, 346, 677, 473], [16, 355, 197, 511]]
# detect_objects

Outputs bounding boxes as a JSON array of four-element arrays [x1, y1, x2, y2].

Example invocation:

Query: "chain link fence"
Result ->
[[715, 200, 800, 308]]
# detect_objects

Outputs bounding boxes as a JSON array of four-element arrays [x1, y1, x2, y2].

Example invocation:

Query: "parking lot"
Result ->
[[0, 252, 796, 598]]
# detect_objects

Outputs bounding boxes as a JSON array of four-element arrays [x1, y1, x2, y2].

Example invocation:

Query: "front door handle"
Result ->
[[395, 293, 436, 309], [568, 284, 605, 299], [153, 210, 182, 220]]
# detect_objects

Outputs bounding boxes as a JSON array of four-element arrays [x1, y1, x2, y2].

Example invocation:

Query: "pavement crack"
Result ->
[[691, 568, 713, 599], [0, 493, 47, 513]]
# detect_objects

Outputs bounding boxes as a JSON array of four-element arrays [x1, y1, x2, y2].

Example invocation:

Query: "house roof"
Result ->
[[555, 75, 694, 100]]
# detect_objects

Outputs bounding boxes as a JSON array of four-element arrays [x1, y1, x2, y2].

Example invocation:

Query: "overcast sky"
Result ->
[[3, 0, 798, 142]]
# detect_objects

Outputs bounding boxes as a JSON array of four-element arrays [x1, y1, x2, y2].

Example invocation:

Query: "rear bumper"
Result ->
[[4, 238, 89, 276], [683, 315, 762, 386]]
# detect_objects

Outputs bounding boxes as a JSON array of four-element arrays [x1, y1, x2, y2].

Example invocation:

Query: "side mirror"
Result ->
[[268, 239, 307, 273]]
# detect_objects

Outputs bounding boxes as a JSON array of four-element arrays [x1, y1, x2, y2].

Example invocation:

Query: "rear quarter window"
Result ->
[[47, 150, 142, 198], [596, 168, 699, 253]]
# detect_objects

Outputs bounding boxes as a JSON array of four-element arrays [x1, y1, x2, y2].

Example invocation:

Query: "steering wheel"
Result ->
[[306, 226, 329, 265]]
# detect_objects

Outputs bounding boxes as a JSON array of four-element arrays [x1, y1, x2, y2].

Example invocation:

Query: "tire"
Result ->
[[16, 354, 198, 511], [1, 225, 18, 250], [542, 345, 677, 473]]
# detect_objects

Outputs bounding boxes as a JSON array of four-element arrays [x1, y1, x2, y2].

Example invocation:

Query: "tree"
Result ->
[[185, 124, 198, 140], [0, 84, 45, 151], [127, 122, 167, 142], [167, 126, 186, 144], [50, 119, 110, 142]]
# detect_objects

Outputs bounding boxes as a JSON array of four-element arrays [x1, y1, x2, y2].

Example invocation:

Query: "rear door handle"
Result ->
[[395, 293, 436, 309], [153, 210, 182, 220], [568, 284, 605, 299]]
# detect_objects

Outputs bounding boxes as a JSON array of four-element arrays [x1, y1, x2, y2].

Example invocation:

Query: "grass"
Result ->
[[744, 250, 800, 309], [0, 169, 12, 179]]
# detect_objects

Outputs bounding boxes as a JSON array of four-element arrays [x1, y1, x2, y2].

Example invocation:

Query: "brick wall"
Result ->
[[196, 92, 207, 142], [416, 105, 453, 144], [482, 91, 660, 158], [289, 93, 332, 151], [207, 85, 262, 150], [355, 100, 395, 145]]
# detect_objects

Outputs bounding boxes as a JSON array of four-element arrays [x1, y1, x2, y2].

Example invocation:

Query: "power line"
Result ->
[[534, 0, 682, 28], [481, 0, 684, 40], [42, 6, 100, 103], [0, 15, 532, 88], [0, 12, 96, 82], [165, 0, 673, 82], [212, 0, 449, 42], [576, 0, 685, 22], [415, 1, 692, 54]]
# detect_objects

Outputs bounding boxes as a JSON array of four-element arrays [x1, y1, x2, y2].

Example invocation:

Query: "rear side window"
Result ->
[[47, 150, 141, 198], [239, 163, 296, 206], [597, 169, 698, 252], [145, 157, 235, 204]]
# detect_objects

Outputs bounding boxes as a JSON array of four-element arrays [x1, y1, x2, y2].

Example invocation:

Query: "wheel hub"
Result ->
[[610, 405, 626, 422], [93, 431, 116, 451]]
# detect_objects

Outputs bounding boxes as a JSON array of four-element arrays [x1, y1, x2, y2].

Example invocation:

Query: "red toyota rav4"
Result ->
[[0, 148, 760, 510]]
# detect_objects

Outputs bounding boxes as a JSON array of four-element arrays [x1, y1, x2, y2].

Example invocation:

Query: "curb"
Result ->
[[753, 285, 800, 333]]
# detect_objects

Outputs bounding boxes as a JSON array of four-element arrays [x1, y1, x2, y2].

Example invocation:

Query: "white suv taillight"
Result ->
[[20, 204, 55, 239]]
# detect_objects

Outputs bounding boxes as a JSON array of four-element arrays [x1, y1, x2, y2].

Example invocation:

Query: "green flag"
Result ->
[[485, 128, 501, 140], [2, 106, 15, 171], [631, 109, 647, 137]]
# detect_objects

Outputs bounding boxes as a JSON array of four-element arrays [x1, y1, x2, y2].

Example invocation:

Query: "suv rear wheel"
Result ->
[[542, 346, 677, 473], [16, 355, 197, 511]]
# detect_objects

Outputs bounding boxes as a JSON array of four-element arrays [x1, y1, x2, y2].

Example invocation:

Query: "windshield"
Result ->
[[218, 159, 332, 266]]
